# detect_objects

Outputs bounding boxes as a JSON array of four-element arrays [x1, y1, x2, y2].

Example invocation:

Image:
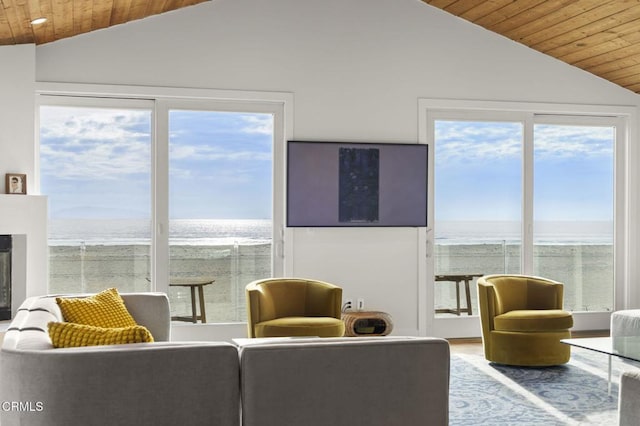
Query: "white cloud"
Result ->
[[533, 125, 614, 159], [435, 121, 614, 163], [40, 107, 151, 180], [40, 142, 150, 180], [241, 114, 273, 135], [41, 107, 149, 141], [40, 107, 273, 182], [436, 122, 522, 163], [169, 143, 271, 162], [168, 113, 272, 162]]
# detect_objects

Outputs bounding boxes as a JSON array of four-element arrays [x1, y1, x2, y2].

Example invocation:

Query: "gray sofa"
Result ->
[[1, 293, 450, 426], [610, 310, 640, 426], [619, 370, 640, 426], [239, 336, 450, 426], [0, 293, 240, 426]]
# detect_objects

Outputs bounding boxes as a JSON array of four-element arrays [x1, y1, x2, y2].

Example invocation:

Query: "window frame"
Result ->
[[419, 98, 634, 338], [155, 98, 285, 298], [36, 83, 292, 324], [37, 96, 155, 295]]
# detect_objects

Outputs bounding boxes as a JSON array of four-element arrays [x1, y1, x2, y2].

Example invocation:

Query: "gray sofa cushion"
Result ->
[[1, 342, 240, 426], [611, 310, 640, 337], [620, 370, 640, 426], [240, 336, 450, 426]]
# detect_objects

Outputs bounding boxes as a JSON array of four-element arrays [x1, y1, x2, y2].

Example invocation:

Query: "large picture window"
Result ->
[[423, 102, 627, 335], [433, 118, 616, 315], [39, 94, 285, 324]]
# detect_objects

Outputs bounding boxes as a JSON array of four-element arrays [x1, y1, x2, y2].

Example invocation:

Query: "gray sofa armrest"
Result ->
[[121, 292, 171, 341], [619, 370, 640, 426], [240, 337, 450, 426], [1, 342, 240, 426]]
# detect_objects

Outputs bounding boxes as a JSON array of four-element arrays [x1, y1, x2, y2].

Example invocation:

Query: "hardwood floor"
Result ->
[[448, 337, 483, 355]]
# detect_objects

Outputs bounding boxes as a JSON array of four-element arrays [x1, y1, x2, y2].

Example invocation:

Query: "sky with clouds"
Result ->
[[168, 110, 273, 219], [39, 106, 273, 220], [435, 120, 614, 223], [39, 107, 614, 229]]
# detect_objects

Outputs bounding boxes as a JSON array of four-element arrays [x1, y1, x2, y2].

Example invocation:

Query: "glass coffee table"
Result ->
[[562, 336, 640, 395]]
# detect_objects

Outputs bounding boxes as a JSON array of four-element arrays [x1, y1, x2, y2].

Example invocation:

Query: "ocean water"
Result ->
[[436, 220, 613, 245], [48, 218, 272, 246], [49, 219, 613, 246]]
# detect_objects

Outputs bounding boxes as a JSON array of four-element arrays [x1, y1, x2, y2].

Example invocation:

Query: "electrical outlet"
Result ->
[[357, 298, 365, 311], [344, 299, 353, 311]]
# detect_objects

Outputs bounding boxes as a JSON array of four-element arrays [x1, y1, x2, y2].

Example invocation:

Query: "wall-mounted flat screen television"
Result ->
[[287, 141, 428, 227]]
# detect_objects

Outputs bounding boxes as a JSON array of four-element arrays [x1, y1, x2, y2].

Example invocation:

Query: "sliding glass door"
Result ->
[[40, 99, 153, 294], [167, 109, 274, 322], [433, 119, 523, 314], [533, 120, 615, 312], [431, 111, 620, 324], [39, 95, 285, 324]]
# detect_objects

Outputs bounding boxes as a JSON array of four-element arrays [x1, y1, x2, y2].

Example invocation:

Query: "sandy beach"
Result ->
[[48, 242, 612, 322], [48, 243, 271, 323], [435, 243, 613, 314]]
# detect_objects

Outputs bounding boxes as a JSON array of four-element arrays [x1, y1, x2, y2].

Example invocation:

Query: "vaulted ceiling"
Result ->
[[0, 0, 208, 45], [423, 0, 640, 94], [2, 1, 640, 94]]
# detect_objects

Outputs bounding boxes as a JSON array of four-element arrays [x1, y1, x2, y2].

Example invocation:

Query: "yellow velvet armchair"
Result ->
[[477, 274, 574, 366], [245, 278, 345, 338]]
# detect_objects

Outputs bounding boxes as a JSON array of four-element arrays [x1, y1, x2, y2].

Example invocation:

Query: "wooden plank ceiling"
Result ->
[[0, 0, 209, 46], [423, 0, 640, 94]]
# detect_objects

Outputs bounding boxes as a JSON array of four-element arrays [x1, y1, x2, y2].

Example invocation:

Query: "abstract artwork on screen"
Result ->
[[338, 148, 379, 223]]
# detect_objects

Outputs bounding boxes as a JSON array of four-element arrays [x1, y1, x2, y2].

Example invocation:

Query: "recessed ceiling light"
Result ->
[[31, 17, 47, 25]]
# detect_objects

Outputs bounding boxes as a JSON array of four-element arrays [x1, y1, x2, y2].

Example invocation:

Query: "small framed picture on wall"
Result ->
[[5, 174, 26, 195]]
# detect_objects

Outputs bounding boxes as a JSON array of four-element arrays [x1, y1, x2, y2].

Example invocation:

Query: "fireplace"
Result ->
[[0, 235, 11, 320], [0, 194, 48, 317]]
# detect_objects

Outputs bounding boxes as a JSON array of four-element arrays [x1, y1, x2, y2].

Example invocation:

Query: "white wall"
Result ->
[[8, 0, 639, 337], [0, 46, 47, 316], [0, 45, 35, 183], [0, 195, 48, 313]]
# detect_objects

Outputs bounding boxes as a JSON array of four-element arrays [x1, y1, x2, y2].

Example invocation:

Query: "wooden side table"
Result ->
[[170, 278, 215, 323], [435, 274, 482, 316], [342, 311, 393, 337]]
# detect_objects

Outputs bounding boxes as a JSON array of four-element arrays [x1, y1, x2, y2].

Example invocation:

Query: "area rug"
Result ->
[[450, 348, 635, 425]]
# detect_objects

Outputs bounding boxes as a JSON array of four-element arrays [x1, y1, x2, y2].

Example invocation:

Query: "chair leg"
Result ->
[[464, 278, 473, 315], [190, 286, 197, 323], [198, 284, 207, 323]]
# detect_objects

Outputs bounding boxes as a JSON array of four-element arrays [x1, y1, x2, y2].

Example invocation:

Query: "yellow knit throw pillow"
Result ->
[[48, 322, 154, 348], [56, 288, 137, 328]]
